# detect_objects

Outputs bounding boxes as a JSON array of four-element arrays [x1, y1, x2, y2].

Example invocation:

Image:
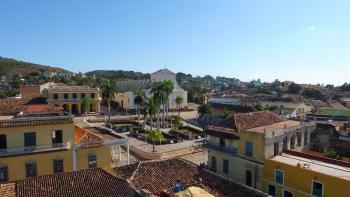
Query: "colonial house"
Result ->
[[205, 111, 316, 190], [114, 69, 187, 110]]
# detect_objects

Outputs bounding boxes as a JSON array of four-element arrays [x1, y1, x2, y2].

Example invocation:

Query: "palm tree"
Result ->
[[145, 96, 159, 131], [151, 80, 174, 128], [198, 103, 212, 132], [101, 80, 116, 123], [172, 115, 182, 130], [147, 129, 165, 152], [133, 90, 145, 129], [175, 96, 184, 116]]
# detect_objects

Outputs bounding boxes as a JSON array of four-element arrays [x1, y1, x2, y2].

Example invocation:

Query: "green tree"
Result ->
[[172, 115, 182, 130], [101, 80, 116, 123], [151, 80, 174, 128], [133, 90, 146, 129], [222, 107, 231, 120], [145, 96, 159, 131], [147, 129, 165, 152], [324, 147, 338, 159], [175, 96, 184, 116], [82, 97, 91, 114], [198, 103, 212, 132], [288, 83, 302, 94]]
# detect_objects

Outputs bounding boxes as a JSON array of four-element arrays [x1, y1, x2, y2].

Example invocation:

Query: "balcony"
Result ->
[[204, 142, 237, 156], [0, 142, 70, 157], [47, 98, 102, 103]]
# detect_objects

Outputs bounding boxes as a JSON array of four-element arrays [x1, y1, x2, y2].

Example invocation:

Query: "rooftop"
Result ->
[[48, 85, 100, 93], [270, 151, 350, 181], [114, 158, 268, 197], [233, 111, 286, 131], [115, 79, 153, 93], [246, 120, 301, 133], [1, 168, 138, 197], [0, 114, 73, 128], [76, 126, 126, 148]]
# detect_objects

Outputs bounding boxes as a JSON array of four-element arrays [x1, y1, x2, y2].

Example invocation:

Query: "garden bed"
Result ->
[[170, 126, 205, 140]]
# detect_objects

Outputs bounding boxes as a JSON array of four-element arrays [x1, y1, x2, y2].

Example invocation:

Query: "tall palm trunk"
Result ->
[[162, 103, 166, 128], [107, 99, 111, 123], [137, 105, 141, 128]]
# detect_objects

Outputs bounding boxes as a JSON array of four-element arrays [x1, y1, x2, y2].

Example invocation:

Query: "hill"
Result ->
[[0, 56, 70, 77], [85, 70, 150, 81]]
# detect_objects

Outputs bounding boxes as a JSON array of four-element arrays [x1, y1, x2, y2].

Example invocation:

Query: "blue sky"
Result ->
[[1, 0, 350, 85]]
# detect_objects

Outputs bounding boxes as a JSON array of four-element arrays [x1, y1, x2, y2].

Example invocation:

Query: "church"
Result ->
[[114, 69, 188, 110]]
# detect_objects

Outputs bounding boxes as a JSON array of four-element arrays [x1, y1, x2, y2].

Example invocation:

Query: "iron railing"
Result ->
[[0, 142, 70, 157]]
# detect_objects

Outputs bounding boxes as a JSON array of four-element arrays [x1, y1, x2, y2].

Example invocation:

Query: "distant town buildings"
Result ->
[[46, 84, 101, 114], [114, 69, 188, 110]]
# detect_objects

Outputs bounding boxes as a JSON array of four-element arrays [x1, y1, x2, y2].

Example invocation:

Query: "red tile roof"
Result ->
[[115, 158, 268, 197], [15, 168, 138, 197], [0, 116, 73, 128], [0, 99, 27, 115], [78, 131, 104, 148], [233, 111, 285, 130], [23, 104, 63, 114], [0, 183, 15, 197]]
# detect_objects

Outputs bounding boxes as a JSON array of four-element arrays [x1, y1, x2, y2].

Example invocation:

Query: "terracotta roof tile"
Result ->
[[233, 111, 285, 130], [0, 116, 73, 128], [23, 104, 63, 114], [16, 168, 139, 197], [0, 183, 15, 197], [115, 158, 268, 197], [78, 131, 104, 148]]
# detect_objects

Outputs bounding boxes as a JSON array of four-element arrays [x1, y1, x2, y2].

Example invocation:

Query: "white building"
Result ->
[[114, 69, 187, 110]]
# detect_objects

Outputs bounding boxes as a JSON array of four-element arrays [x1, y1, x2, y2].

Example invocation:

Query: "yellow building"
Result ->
[[263, 150, 350, 197], [206, 111, 316, 190], [0, 104, 129, 183], [46, 84, 101, 114]]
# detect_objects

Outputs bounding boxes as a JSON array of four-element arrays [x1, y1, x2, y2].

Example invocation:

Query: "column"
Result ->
[[127, 144, 130, 165], [97, 101, 101, 114], [69, 104, 72, 114], [119, 145, 122, 161], [72, 148, 77, 171], [307, 130, 311, 144], [287, 136, 291, 150], [77, 103, 81, 114], [301, 132, 305, 148]]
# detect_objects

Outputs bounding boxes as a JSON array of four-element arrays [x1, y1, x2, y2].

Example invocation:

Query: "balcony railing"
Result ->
[[204, 142, 237, 156], [0, 142, 70, 157], [47, 98, 102, 103]]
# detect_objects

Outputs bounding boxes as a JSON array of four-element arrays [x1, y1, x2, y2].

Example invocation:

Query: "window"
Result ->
[[312, 181, 323, 197], [275, 169, 284, 185], [24, 132, 36, 151], [0, 134, 6, 150], [0, 166, 8, 183], [64, 93, 69, 99], [88, 153, 97, 168], [72, 93, 77, 99], [26, 162, 37, 178], [223, 159, 229, 174], [81, 93, 85, 99], [211, 156, 217, 172], [245, 141, 253, 157], [220, 138, 225, 147], [53, 94, 58, 99], [90, 93, 95, 99], [304, 131, 308, 145], [267, 184, 276, 197], [283, 189, 293, 197], [53, 159, 64, 173]]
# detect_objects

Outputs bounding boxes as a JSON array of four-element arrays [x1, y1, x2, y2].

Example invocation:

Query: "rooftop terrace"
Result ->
[[270, 151, 350, 180]]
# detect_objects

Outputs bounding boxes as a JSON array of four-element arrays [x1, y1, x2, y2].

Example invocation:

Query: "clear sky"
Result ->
[[1, 0, 350, 85]]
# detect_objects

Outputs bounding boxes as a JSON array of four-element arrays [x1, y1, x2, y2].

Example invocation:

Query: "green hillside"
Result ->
[[0, 56, 70, 77]]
